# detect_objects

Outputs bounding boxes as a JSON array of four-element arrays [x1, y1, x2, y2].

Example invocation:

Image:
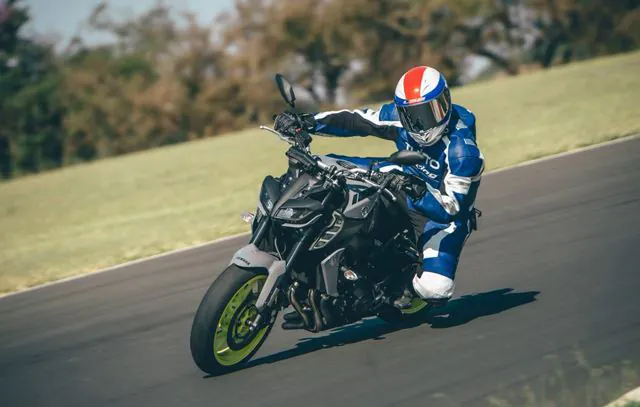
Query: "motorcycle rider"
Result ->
[[274, 66, 484, 310]]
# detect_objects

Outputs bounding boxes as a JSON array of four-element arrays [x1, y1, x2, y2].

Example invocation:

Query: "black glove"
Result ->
[[273, 112, 317, 136], [404, 181, 427, 200], [386, 170, 426, 199], [386, 172, 407, 192], [274, 111, 299, 136], [298, 113, 317, 133]]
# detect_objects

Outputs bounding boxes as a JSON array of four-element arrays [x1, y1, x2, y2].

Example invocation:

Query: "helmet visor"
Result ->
[[397, 89, 451, 135]]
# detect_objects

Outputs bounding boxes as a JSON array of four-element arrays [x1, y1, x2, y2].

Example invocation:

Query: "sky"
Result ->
[[24, 0, 235, 44]]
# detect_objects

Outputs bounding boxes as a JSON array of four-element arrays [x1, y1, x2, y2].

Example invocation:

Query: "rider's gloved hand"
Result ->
[[387, 172, 408, 192], [298, 113, 317, 133], [401, 173, 427, 199], [274, 112, 316, 136], [384, 170, 427, 199], [404, 182, 427, 200], [274, 111, 299, 135]]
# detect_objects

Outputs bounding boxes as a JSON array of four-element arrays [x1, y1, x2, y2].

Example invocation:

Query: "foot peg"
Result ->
[[393, 289, 414, 310], [282, 307, 312, 330], [283, 310, 303, 321], [281, 320, 306, 330]]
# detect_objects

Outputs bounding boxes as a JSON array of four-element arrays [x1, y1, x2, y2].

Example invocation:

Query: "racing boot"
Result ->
[[393, 286, 451, 310], [393, 289, 450, 310]]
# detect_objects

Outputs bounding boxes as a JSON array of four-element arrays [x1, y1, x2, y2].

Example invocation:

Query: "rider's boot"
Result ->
[[393, 286, 451, 310]]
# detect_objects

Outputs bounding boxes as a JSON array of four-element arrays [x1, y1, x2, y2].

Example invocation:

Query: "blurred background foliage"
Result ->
[[0, 0, 638, 179]]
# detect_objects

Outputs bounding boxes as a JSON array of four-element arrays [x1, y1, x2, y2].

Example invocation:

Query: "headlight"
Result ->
[[273, 207, 312, 222]]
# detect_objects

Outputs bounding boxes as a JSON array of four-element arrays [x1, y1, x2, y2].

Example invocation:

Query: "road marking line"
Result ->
[[1, 134, 638, 300], [0, 232, 249, 300]]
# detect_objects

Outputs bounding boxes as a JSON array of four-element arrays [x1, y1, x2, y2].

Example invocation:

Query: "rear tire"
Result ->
[[190, 265, 274, 375]]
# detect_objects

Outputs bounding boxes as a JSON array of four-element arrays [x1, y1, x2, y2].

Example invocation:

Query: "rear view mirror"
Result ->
[[388, 150, 426, 166], [275, 74, 296, 108]]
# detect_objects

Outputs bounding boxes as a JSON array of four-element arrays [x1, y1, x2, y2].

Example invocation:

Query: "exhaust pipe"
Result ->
[[320, 293, 338, 328], [288, 283, 311, 329], [308, 288, 325, 333]]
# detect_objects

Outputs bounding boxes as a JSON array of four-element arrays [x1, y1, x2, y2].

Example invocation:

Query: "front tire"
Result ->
[[190, 265, 274, 375]]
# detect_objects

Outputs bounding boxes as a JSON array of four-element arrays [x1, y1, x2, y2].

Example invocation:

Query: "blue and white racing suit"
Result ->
[[313, 103, 485, 301]]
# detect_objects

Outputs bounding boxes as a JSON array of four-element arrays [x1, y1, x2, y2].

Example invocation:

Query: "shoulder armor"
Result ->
[[447, 134, 484, 178], [379, 102, 399, 122], [452, 104, 476, 136]]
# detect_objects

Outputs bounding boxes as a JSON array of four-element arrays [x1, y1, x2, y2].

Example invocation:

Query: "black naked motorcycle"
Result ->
[[190, 74, 430, 375]]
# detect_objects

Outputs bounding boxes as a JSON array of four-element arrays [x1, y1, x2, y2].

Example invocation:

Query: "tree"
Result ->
[[0, 0, 66, 177], [529, 0, 640, 67], [62, 3, 190, 159], [1, 0, 637, 179]]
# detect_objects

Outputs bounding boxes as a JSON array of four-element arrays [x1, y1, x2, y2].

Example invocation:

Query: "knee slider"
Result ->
[[412, 271, 454, 300]]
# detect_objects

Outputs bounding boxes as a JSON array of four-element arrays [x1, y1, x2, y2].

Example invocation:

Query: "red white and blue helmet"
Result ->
[[394, 66, 452, 146]]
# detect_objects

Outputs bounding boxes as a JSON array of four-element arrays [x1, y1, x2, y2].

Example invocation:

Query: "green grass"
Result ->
[[1, 51, 639, 293], [486, 354, 638, 407]]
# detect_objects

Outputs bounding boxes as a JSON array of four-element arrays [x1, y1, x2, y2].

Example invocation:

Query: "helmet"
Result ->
[[394, 66, 452, 147]]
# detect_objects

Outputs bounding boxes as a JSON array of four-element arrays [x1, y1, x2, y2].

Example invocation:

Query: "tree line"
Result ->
[[0, 0, 638, 178]]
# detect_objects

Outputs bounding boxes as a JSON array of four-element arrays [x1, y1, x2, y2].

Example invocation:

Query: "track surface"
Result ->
[[1, 139, 640, 407]]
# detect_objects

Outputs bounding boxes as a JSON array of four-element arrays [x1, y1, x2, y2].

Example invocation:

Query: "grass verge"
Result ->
[[488, 354, 638, 407], [1, 51, 639, 293]]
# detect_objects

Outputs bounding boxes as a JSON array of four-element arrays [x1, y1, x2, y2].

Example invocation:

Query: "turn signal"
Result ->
[[241, 212, 255, 224], [343, 268, 359, 281]]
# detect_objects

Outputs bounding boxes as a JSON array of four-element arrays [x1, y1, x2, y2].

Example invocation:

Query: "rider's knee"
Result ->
[[412, 271, 454, 300]]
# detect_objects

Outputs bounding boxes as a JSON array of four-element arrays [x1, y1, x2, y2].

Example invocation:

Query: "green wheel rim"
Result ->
[[401, 298, 427, 315], [213, 275, 269, 366]]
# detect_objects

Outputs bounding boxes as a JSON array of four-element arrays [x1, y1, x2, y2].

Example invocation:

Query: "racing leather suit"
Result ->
[[313, 103, 484, 301]]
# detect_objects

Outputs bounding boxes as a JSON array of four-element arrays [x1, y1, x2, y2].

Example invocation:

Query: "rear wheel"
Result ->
[[190, 265, 274, 375]]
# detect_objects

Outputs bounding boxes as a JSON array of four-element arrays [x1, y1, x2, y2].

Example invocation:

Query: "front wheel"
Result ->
[[190, 265, 274, 375]]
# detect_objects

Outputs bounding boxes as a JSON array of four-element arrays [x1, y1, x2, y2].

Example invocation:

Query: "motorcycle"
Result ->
[[190, 74, 431, 375]]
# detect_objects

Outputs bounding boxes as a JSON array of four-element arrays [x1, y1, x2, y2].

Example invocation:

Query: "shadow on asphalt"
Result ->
[[208, 288, 539, 377], [427, 287, 540, 329]]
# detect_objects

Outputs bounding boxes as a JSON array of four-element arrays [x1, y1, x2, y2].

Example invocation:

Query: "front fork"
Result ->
[[244, 219, 323, 333], [244, 186, 338, 332]]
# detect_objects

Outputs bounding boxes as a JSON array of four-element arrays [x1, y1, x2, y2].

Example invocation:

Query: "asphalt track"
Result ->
[[1, 138, 640, 407]]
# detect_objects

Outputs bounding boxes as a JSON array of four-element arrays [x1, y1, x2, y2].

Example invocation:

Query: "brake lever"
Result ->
[[378, 174, 398, 202], [260, 126, 295, 145], [382, 188, 397, 202]]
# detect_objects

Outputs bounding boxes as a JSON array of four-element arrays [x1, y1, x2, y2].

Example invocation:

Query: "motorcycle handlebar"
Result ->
[[261, 125, 398, 201], [319, 160, 397, 201]]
